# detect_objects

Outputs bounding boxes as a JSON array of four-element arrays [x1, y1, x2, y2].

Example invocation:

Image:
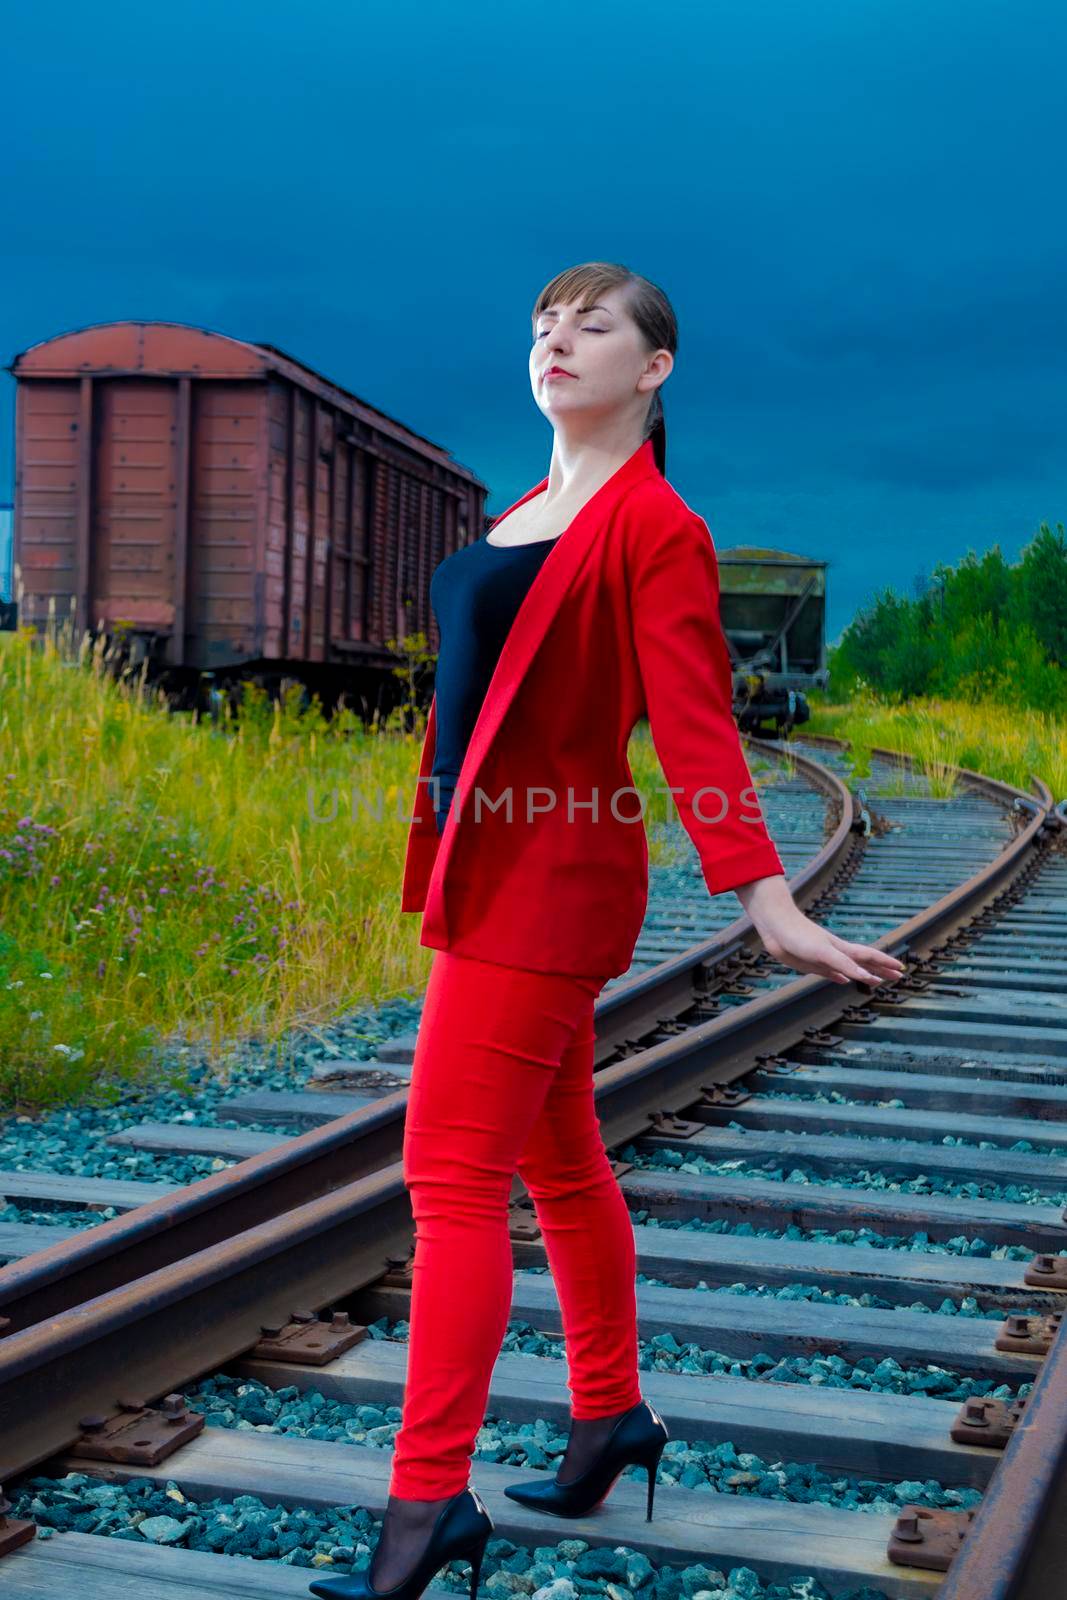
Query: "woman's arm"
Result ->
[[627, 508, 788, 893], [629, 508, 904, 989]]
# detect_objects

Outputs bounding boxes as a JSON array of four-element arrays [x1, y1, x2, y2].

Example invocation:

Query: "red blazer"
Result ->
[[401, 437, 786, 979]]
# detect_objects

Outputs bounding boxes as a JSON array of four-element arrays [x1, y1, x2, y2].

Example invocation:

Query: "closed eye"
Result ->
[[534, 328, 607, 339]]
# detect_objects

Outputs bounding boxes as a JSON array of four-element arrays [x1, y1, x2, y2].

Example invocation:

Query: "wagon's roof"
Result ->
[[7, 319, 487, 487], [716, 544, 828, 565]]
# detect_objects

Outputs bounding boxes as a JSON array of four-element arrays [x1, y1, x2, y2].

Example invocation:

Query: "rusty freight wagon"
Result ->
[[7, 320, 488, 711], [715, 544, 830, 735]]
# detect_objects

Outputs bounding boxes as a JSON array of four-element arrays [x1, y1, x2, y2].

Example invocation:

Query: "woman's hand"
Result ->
[[759, 914, 907, 985], [734, 873, 907, 987]]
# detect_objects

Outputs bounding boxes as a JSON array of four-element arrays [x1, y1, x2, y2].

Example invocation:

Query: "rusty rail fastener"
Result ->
[[1024, 1252, 1067, 1290], [950, 1396, 1027, 1449], [647, 1111, 704, 1138], [699, 1085, 752, 1109], [800, 1027, 844, 1048], [888, 1506, 976, 1571], [994, 1311, 1062, 1355], [753, 1054, 796, 1073], [251, 1309, 367, 1367], [69, 1394, 205, 1466]]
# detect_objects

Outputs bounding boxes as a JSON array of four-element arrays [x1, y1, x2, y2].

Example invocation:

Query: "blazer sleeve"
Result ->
[[627, 509, 788, 896]]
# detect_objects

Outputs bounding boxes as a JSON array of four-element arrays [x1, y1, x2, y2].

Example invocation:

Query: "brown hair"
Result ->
[[532, 261, 677, 476]]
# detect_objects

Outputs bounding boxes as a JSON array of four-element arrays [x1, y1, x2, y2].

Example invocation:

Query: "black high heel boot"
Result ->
[[307, 1485, 493, 1600], [502, 1399, 669, 1521]]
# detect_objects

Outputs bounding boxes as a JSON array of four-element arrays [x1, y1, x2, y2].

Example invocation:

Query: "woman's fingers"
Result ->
[[768, 946, 868, 984], [769, 932, 904, 987], [825, 932, 906, 977], [824, 950, 885, 985], [764, 914, 910, 991]]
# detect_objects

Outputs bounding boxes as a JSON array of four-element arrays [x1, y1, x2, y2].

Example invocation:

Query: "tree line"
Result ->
[[828, 521, 1067, 712]]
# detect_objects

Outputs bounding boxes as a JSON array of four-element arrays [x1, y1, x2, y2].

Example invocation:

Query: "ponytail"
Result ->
[[645, 388, 667, 476]]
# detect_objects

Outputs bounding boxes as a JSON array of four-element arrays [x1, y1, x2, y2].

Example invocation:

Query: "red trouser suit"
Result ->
[[388, 948, 644, 1499]]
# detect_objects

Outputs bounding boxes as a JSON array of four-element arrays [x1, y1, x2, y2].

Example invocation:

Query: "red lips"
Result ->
[[544, 366, 576, 379]]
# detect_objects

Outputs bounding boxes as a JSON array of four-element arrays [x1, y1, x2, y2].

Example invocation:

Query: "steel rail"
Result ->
[[934, 1277, 1067, 1599], [930, 785, 1067, 1599], [0, 762, 1053, 1487]]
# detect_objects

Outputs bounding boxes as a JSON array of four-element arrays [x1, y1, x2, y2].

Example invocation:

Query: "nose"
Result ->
[[543, 324, 574, 360]]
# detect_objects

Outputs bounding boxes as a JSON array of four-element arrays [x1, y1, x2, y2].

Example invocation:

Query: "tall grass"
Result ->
[[807, 685, 1067, 801], [0, 627, 433, 1108], [0, 626, 729, 1110]]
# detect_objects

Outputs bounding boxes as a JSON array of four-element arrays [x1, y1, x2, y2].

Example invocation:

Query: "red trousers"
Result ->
[[388, 949, 644, 1498]]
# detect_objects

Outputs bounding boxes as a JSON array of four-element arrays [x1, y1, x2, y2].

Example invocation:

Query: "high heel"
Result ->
[[502, 1399, 669, 1521], [307, 1485, 493, 1600]]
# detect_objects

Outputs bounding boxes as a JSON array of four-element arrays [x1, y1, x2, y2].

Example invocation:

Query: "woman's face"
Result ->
[[529, 284, 672, 431]]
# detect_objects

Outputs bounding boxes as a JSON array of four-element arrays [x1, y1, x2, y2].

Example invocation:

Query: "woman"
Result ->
[[310, 263, 904, 1600]]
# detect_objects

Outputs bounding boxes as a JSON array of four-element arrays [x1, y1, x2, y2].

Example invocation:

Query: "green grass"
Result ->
[[806, 684, 1067, 802], [0, 627, 720, 1110], [0, 627, 436, 1108]]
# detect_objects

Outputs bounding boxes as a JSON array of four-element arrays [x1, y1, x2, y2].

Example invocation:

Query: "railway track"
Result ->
[[1, 736, 1064, 1599]]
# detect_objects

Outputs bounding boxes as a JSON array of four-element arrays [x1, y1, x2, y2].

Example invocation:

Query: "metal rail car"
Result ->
[[6, 321, 489, 713], [715, 544, 830, 735]]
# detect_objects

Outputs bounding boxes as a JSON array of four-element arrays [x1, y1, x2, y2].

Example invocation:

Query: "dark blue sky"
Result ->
[[3, 0, 1064, 640]]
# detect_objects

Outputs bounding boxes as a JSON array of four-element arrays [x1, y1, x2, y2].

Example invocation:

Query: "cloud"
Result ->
[[843, 417, 1065, 493], [780, 260, 1067, 377]]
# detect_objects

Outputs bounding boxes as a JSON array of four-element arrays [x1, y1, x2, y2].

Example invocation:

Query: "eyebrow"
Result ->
[[536, 303, 616, 318]]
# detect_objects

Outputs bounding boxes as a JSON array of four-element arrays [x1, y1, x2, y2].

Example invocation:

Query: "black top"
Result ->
[[429, 529, 562, 833]]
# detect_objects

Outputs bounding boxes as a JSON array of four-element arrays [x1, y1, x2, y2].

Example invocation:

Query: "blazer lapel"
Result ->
[[428, 438, 659, 886]]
